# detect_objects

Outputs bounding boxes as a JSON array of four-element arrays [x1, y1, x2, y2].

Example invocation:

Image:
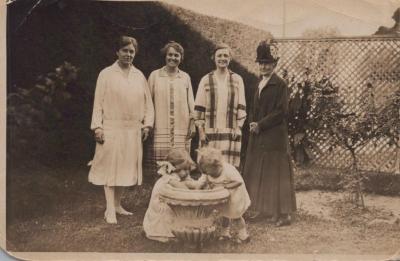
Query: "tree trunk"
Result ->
[[350, 150, 365, 208]]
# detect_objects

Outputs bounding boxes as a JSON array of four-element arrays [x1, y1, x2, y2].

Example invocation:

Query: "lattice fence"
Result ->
[[274, 36, 400, 173]]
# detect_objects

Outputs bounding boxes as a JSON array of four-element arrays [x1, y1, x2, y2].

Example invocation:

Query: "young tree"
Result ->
[[325, 85, 380, 207]]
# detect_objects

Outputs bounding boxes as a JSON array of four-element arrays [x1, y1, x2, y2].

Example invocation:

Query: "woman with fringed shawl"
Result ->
[[194, 43, 246, 169]]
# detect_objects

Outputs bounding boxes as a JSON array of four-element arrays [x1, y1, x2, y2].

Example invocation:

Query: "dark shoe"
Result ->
[[218, 235, 232, 241], [267, 216, 279, 223], [218, 227, 232, 241], [275, 218, 291, 227]]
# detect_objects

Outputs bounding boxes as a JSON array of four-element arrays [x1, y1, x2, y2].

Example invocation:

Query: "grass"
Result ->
[[6, 161, 400, 255]]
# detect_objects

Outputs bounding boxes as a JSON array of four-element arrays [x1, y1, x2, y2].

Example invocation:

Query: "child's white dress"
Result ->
[[143, 173, 180, 242], [207, 162, 251, 219]]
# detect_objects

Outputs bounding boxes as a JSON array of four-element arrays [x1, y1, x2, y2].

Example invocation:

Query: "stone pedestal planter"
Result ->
[[159, 184, 230, 249]]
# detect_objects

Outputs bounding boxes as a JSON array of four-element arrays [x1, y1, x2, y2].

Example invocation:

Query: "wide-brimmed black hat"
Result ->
[[255, 40, 279, 63]]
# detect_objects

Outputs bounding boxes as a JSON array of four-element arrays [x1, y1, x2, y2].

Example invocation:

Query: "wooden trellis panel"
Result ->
[[274, 36, 400, 173]]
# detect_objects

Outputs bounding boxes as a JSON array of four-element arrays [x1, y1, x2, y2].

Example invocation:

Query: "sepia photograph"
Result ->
[[3, 0, 400, 260]]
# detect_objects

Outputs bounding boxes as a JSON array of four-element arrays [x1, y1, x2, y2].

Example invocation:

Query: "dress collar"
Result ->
[[159, 66, 182, 78], [111, 61, 139, 74], [258, 73, 278, 95]]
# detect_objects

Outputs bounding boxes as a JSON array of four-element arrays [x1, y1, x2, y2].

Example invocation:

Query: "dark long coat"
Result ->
[[243, 73, 296, 216]]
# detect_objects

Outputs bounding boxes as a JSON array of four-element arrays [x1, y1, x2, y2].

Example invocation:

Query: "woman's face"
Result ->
[[259, 62, 276, 77], [165, 47, 182, 69], [116, 43, 136, 67], [214, 48, 231, 69]]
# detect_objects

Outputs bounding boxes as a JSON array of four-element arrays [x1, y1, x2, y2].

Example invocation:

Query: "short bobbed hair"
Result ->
[[211, 43, 233, 60], [160, 41, 184, 61], [116, 36, 138, 52]]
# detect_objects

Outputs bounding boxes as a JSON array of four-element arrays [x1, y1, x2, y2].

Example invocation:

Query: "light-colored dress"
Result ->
[[144, 67, 195, 175], [207, 162, 251, 219], [143, 173, 180, 242], [194, 71, 247, 167], [88, 61, 154, 186]]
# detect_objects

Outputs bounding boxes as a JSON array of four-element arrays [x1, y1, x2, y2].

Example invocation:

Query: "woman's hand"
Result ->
[[231, 127, 242, 141], [187, 119, 196, 139], [94, 128, 104, 144], [142, 127, 150, 141], [249, 122, 260, 134], [198, 126, 208, 146]]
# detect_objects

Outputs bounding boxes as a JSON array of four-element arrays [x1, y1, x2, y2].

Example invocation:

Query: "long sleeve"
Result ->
[[257, 82, 288, 131], [187, 75, 195, 119], [248, 99, 254, 124], [90, 70, 107, 130], [194, 76, 207, 127], [142, 75, 155, 128], [236, 76, 247, 128]]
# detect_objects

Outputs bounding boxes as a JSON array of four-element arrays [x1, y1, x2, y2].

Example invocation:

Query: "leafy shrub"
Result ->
[[7, 62, 83, 163], [284, 69, 345, 166], [377, 88, 400, 149]]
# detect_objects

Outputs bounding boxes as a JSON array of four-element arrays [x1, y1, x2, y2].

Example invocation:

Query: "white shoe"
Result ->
[[115, 206, 133, 215], [237, 228, 250, 243], [104, 210, 117, 224]]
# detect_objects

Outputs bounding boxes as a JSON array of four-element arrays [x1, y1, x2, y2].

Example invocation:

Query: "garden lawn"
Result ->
[[6, 162, 400, 255]]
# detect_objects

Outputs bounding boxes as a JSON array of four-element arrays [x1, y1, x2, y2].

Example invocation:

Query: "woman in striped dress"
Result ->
[[144, 41, 196, 176], [194, 43, 247, 168]]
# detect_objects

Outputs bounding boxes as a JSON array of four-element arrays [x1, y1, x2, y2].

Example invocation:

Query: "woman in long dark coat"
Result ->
[[243, 40, 296, 226]]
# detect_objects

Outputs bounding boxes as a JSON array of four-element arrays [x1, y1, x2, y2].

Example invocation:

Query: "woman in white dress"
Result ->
[[145, 41, 195, 176], [88, 36, 154, 224]]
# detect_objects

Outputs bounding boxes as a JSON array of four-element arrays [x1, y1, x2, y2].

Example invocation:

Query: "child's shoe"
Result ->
[[235, 228, 250, 243], [218, 227, 232, 240]]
